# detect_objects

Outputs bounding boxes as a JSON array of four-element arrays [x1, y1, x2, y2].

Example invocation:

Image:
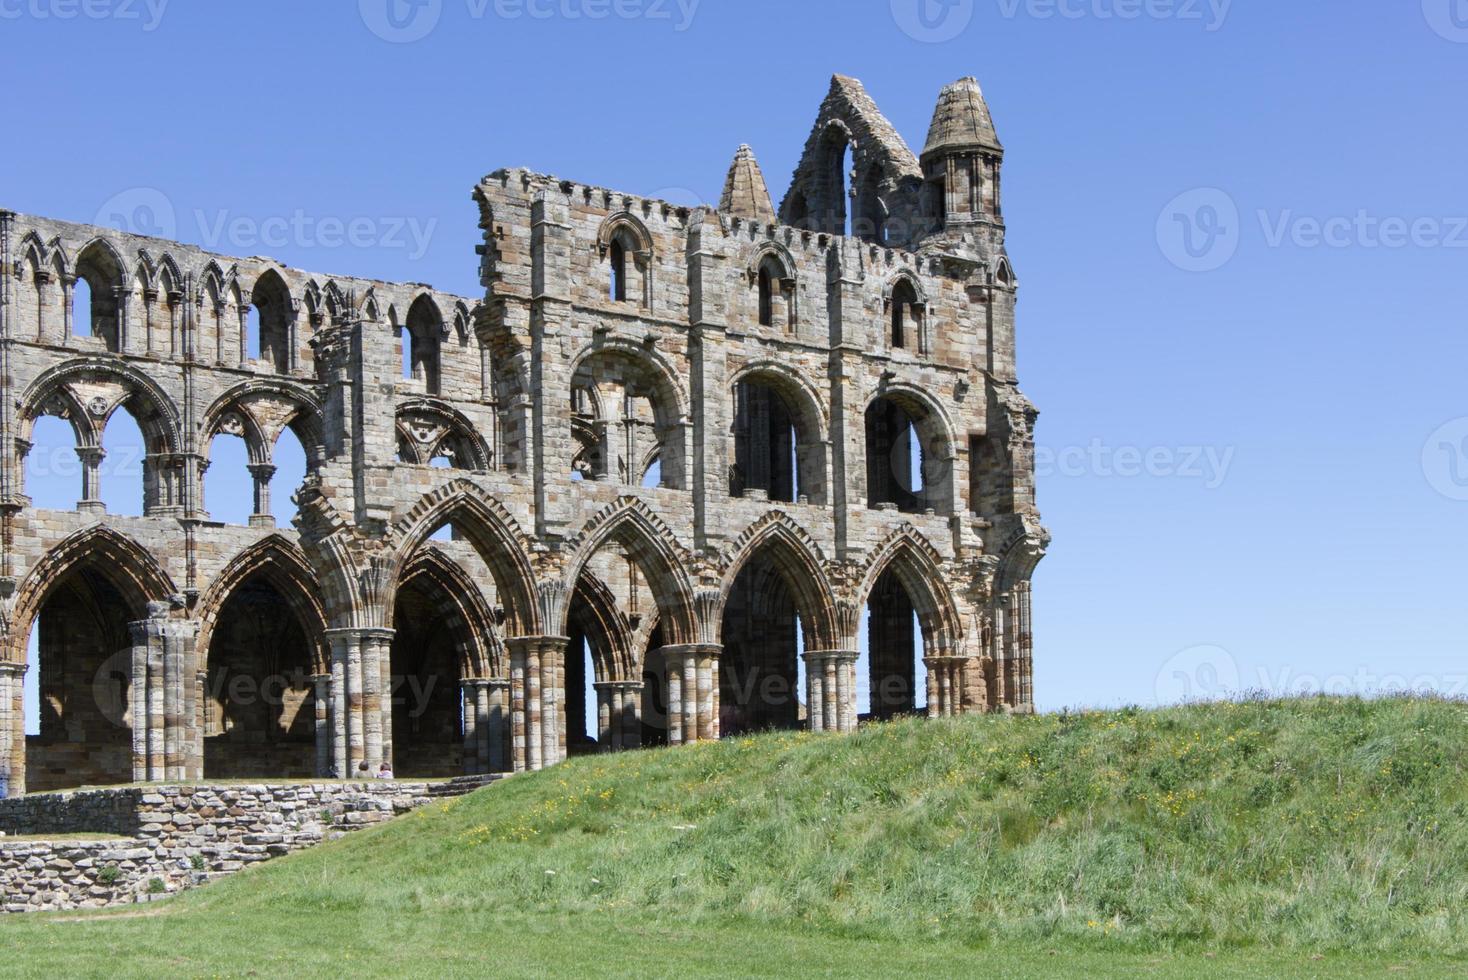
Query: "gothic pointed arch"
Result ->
[[201, 379, 326, 466], [779, 76, 923, 244], [195, 535, 329, 677], [718, 513, 838, 650], [559, 497, 697, 647], [18, 357, 183, 454], [570, 569, 636, 683], [397, 546, 504, 679], [5, 525, 177, 663], [855, 526, 962, 657], [395, 397, 492, 470], [391, 479, 539, 635]]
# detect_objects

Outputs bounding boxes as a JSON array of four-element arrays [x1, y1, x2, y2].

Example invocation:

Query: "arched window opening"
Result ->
[[204, 575, 316, 778], [272, 427, 310, 527], [71, 277, 94, 338], [757, 266, 773, 326], [100, 406, 147, 517], [250, 272, 293, 373], [816, 126, 851, 238], [857, 571, 927, 722], [923, 176, 947, 234], [22, 566, 138, 792], [72, 243, 123, 349], [566, 565, 643, 755], [890, 279, 921, 351], [730, 377, 825, 505], [204, 432, 252, 526], [570, 351, 686, 490], [245, 305, 263, 361], [24, 415, 81, 511], [754, 255, 792, 331], [641, 456, 662, 489], [720, 553, 805, 735], [609, 238, 627, 302], [404, 296, 443, 395], [391, 574, 465, 778], [865, 396, 947, 514]]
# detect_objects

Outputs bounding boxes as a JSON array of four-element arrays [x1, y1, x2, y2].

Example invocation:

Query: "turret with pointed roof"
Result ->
[[919, 76, 1005, 232], [718, 144, 776, 224]]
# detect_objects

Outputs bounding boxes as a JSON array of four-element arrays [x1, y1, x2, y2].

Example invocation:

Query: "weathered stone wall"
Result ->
[[0, 73, 1048, 800], [0, 780, 457, 913]]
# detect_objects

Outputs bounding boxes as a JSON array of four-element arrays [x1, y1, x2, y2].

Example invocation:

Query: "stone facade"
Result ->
[[0, 74, 1047, 796], [0, 779, 472, 912]]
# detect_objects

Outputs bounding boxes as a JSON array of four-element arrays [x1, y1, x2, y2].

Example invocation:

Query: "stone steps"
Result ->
[[427, 774, 505, 799]]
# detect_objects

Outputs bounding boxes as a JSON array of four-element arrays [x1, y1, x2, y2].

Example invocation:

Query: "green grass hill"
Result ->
[[3, 696, 1467, 978]]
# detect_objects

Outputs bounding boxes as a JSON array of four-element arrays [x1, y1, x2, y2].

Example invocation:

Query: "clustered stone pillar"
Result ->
[[924, 656, 968, 717], [803, 650, 859, 733], [128, 608, 199, 782], [0, 662, 25, 797], [326, 628, 394, 777], [507, 637, 567, 772], [660, 644, 720, 747], [593, 680, 643, 752], [460, 678, 511, 774], [988, 586, 1035, 714]]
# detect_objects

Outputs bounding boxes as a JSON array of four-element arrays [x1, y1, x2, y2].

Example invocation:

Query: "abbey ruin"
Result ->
[[0, 75, 1046, 794]]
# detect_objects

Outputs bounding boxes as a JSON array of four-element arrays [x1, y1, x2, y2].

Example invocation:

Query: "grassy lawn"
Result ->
[[2, 697, 1467, 977]]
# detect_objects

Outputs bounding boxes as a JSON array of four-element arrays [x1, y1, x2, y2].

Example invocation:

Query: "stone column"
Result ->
[[311, 673, 331, 777], [128, 609, 198, 783], [657, 645, 720, 746], [803, 651, 859, 734], [461, 678, 485, 775], [326, 627, 394, 777], [594, 680, 643, 752], [247, 463, 276, 528], [76, 446, 105, 515], [506, 636, 569, 772], [485, 678, 510, 772], [0, 662, 26, 798], [923, 656, 970, 717], [616, 680, 642, 751], [1013, 582, 1034, 713]]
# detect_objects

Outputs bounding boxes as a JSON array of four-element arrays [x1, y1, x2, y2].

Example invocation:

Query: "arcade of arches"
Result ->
[[0, 73, 1047, 796]]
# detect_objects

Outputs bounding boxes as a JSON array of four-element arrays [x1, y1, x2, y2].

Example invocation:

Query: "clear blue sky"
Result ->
[[2, 1, 1465, 712]]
